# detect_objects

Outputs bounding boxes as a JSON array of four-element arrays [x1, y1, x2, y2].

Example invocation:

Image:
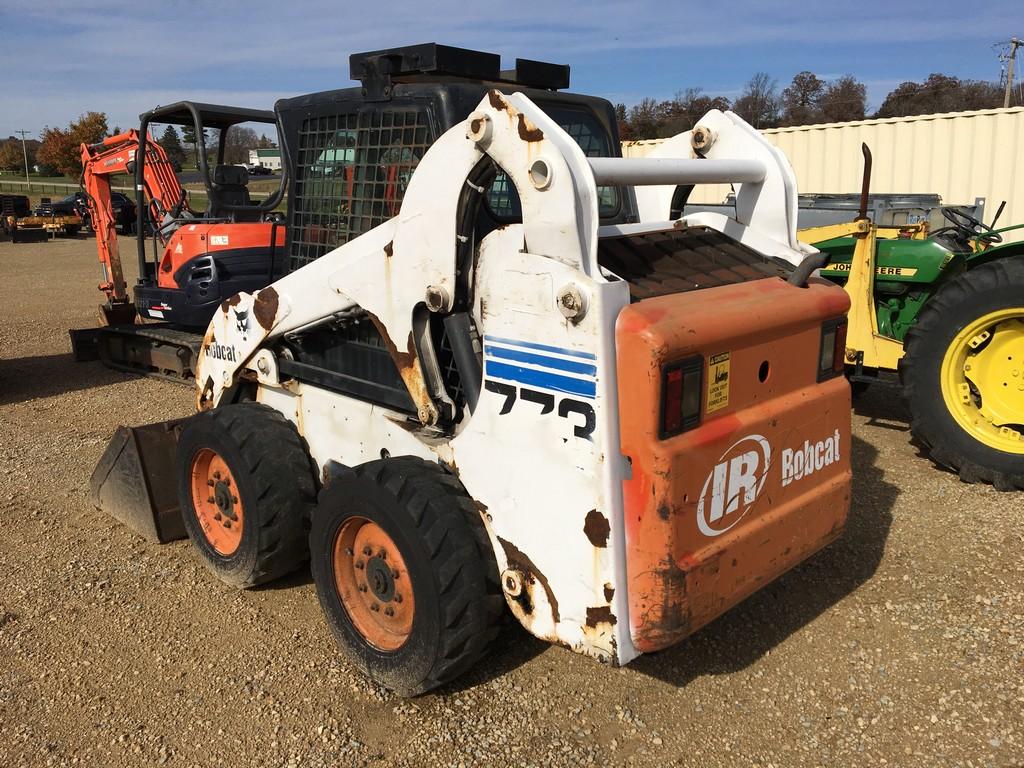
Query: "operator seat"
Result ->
[[209, 165, 260, 221]]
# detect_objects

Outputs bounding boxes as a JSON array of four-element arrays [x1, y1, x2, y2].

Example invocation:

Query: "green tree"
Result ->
[[658, 88, 731, 138], [820, 76, 867, 123], [0, 140, 25, 173], [781, 71, 826, 126], [181, 123, 198, 167], [875, 74, 1003, 118], [158, 125, 187, 167], [627, 98, 662, 140], [781, 72, 825, 125], [733, 72, 780, 129], [220, 125, 259, 165], [614, 103, 634, 141], [36, 112, 108, 177]]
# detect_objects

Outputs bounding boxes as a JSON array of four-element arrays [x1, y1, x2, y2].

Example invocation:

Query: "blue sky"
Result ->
[[0, 0, 1020, 138]]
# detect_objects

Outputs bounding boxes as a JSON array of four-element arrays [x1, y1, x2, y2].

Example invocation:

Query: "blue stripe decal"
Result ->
[[484, 345, 597, 377], [483, 334, 596, 360], [486, 361, 597, 399]]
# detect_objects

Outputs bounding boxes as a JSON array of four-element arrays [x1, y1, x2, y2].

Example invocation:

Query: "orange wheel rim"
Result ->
[[189, 448, 244, 556], [333, 517, 415, 651]]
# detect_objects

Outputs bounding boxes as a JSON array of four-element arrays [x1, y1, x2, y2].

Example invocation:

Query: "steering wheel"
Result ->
[[941, 206, 1002, 245], [170, 190, 188, 220]]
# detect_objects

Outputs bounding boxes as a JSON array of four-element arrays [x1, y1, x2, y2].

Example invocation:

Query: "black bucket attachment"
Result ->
[[90, 420, 187, 543]]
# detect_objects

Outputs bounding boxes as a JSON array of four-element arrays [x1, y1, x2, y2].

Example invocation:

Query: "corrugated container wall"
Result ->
[[622, 107, 1024, 242]]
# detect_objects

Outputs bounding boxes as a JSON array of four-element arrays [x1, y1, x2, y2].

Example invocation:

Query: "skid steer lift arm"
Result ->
[[630, 111, 814, 263], [80, 130, 189, 325], [195, 91, 809, 415]]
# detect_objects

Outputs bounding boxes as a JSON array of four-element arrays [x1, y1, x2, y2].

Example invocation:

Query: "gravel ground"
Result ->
[[1, 234, 1021, 768]]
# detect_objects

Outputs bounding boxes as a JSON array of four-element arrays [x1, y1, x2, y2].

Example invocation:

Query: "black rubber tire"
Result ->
[[310, 457, 503, 696], [176, 402, 317, 588], [900, 257, 1024, 490]]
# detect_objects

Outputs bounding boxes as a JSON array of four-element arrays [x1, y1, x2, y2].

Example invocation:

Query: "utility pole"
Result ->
[[15, 129, 31, 189], [1004, 37, 1020, 109]]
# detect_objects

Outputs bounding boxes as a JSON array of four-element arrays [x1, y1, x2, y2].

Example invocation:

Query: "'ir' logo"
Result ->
[[697, 434, 771, 537]]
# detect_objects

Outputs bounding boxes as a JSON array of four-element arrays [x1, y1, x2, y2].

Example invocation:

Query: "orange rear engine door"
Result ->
[[616, 276, 852, 653]]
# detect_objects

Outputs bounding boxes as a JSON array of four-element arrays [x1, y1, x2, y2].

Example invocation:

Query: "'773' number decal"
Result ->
[[484, 381, 596, 440]]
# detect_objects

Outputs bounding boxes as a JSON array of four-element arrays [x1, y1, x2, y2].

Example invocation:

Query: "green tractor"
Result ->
[[802, 146, 1024, 490]]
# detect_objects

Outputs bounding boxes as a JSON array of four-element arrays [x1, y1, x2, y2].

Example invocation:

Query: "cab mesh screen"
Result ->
[[597, 226, 792, 301], [289, 109, 432, 272]]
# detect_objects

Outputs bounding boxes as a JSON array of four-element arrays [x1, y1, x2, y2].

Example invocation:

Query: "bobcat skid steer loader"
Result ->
[[101, 89, 852, 696]]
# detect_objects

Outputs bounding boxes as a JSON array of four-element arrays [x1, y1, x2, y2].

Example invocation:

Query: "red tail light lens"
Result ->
[[660, 356, 704, 439], [818, 318, 848, 381], [833, 321, 848, 373]]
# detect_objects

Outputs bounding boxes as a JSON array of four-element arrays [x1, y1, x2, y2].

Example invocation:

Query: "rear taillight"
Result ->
[[659, 356, 703, 439], [818, 319, 848, 381]]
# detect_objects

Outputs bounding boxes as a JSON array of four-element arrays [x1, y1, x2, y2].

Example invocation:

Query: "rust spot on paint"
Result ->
[[220, 294, 242, 313], [488, 90, 509, 112], [252, 286, 279, 331], [366, 312, 415, 372], [498, 536, 560, 624], [365, 312, 432, 420], [517, 113, 544, 142], [632, 553, 692, 650], [383, 241, 393, 258], [603, 583, 615, 602], [584, 509, 610, 548], [585, 606, 617, 628]]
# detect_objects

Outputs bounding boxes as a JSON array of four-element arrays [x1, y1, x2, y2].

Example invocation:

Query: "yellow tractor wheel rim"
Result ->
[[940, 308, 1024, 455]]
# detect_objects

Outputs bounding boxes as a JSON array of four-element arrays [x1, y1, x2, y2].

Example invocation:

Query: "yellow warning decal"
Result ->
[[707, 352, 730, 413]]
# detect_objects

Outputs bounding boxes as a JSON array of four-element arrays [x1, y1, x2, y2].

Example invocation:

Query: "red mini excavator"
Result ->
[[73, 102, 287, 379]]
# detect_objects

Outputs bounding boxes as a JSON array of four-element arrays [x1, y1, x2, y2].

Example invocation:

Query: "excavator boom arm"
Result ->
[[80, 130, 188, 314]]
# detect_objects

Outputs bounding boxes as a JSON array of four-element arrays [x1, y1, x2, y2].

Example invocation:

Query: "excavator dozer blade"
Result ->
[[100, 301, 138, 327], [90, 420, 187, 544]]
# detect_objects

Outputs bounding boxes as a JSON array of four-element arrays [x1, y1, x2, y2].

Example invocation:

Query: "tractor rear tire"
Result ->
[[309, 457, 503, 696], [900, 258, 1024, 490], [176, 403, 317, 588]]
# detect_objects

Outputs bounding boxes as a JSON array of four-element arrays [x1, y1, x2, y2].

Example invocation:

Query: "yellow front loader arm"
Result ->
[[801, 219, 907, 372]]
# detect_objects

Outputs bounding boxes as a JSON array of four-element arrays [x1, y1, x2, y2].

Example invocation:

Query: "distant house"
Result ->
[[248, 148, 282, 171]]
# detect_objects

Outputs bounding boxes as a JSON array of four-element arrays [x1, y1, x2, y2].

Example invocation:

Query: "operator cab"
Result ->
[[275, 43, 636, 275], [130, 102, 289, 328], [137, 102, 286, 229]]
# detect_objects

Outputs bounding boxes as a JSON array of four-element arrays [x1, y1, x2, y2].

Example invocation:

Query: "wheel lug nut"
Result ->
[[379, 550, 387, 560], [214, 513, 222, 521], [345, 548, 354, 556], [358, 584, 367, 593], [207, 479, 215, 487], [392, 569, 400, 579], [394, 593, 402, 603], [384, 607, 394, 617], [370, 603, 379, 612], [207, 496, 215, 504], [213, 471, 221, 479], [362, 546, 372, 556], [355, 561, 364, 570], [224, 520, 232, 529], [232, 496, 238, 504]]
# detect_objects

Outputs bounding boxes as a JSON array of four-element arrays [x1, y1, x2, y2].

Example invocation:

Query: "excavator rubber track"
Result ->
[[70, 324, 203, 383]]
